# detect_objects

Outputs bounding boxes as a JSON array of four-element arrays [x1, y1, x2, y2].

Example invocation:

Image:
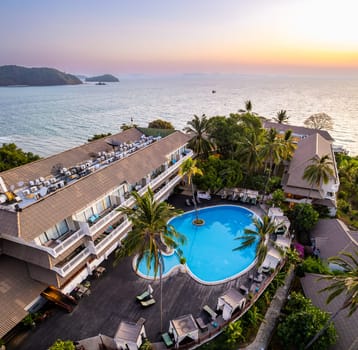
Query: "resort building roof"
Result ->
[[0, 255, 46, 338], [282, 133, 338, 199], [263, 121, 334, 142], [0, 130, 190, 241]]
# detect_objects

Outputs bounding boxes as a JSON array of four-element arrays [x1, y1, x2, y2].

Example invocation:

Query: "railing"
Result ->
[[94, 219, 131, 253], [88, 150, 193, 236], [154, 175, 182, 201], [52, 228, 86, 256], [52, 247, 91, 277]]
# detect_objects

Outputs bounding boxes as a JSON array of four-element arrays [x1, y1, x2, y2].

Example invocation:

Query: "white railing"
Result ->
[[88, 150, 193, 236], [94, 219, 131, 253], [154, 175, 182, 202], [52, 228, 86, 256], [52, 247, 91, 277]]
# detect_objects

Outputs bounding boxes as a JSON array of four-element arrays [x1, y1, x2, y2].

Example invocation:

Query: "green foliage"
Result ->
[[278, 292, 337, 350], [147, 119, 174, 129], [302, 256, 331, 275], [224, 320, 245, 345], [49, 339, 75, 350], [121, 123, 137, 131], [21, 313, 36, 328], [0, 143, 40, 171], [271, 189, 287, 207], [289, 204, 319, 243], [87, 133, 112, 142], [139, 339, 153, 350], [312, 203, 330, 218]]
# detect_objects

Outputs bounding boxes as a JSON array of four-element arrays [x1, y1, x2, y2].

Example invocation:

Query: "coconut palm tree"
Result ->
[[179, 157, 203, 222], [260, 128, 285, 194], [304, 251, 358, 349], [234, 215, 277, 266], [237, 131, 263, 175], [115, 188, 186, 332], [184, 114, 213, 159], [281, 129, 296, 161], [274, 110, 289, 124], [303, 154, 334, 200]]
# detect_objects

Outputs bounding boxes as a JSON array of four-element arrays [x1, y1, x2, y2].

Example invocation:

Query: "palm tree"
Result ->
[[234, 216, 277, 266], [179, 157, 203, 222], [237, 131, 263, 175], [260, 128, 284, 194], [274, 110, 289, 124], [115, 188, 186, 332], [303, 154, 334, 200], [281, 129, 296, 161], [184, 114, 213, 159], [304, 251, 358, 349]]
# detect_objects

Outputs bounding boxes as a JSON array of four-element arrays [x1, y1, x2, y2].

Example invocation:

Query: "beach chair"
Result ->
[[203, 305, 217, 320], [161, 332, 174, 348], [185, 198, 191, 206], [140, 297, 156, 307], [136, 290, 151, 301]]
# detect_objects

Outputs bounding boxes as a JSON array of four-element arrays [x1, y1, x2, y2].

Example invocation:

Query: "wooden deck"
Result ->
[[9, 195, 265, 350]]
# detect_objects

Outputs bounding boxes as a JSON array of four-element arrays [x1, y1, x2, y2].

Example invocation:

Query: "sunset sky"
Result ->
[[1, 0, 358, 76]]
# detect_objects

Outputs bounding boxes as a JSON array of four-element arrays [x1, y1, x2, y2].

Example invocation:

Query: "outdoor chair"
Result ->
[[140, 297, 156, 307], [185, 198, 191, 206], [136, 290, 151, 301], [203, 305, 217, 320], [161, 332, 174, 348]]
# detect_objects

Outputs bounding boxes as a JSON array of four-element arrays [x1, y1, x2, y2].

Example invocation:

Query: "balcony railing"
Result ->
[[87, 150, 193, 236], [52, 247, 91, 277], [52, 228, 86, 256], [94, 218, 131, 253]]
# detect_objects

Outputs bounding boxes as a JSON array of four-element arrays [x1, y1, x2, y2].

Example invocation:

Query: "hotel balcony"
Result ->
[[89, 218, 132, 256], [52, 244, 91, 277], [86, 149, 193, 237], [40, 226, 87, 258]]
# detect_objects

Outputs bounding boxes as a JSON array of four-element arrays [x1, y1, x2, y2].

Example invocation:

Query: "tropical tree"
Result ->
[[115, 188, 185, 331], [179, 157, 203, 222], [305, 250, 358, 349], [303, 154, 334, 200], [148, 119, 174, 129], [234, 215, 277, 266], [184, 114, 213, 159], [278, 293, 337, 350], [274, 109, 289, 124], [224, 320, 245, 345], [243, 305, 264, 328], [260, 128, 284, 194], [304, 113, 334, 130], [49, 339, 75, 350], [237, 131, 263, 175], [281, 129, 296, 161], [0, 143, 40, 171]]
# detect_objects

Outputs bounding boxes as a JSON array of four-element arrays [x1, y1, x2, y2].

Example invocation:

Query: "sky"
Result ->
[[1, 0, 358, 76]]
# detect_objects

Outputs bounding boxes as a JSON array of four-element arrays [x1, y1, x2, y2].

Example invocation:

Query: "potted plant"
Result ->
[[0, 339, 6, 350]]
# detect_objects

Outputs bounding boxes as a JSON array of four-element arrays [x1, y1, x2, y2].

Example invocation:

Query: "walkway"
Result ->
[[242, 267, 295, 350]]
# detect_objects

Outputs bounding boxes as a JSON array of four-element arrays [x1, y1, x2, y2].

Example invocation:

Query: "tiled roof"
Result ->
[[0, 254, 46, 338], [283, 133, 337, 198], [263, 121, 334, 141], [1, 131, 190, 241], [0, 127, 144, 187]]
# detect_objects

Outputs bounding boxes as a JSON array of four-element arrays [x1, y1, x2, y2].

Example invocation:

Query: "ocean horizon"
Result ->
[[0, 74, 357, 157]]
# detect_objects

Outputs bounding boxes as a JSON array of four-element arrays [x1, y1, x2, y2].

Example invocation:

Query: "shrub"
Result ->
[[49, 339, 75, 350], [301, 257, 331, 275]]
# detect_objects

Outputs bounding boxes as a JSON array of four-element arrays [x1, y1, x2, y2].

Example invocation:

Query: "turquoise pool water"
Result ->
[[137, 205, 259, 283]]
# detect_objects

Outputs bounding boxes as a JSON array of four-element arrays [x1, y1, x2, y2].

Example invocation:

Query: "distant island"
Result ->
[[85, 74, 119, 82], [0, 65, 82, 86]]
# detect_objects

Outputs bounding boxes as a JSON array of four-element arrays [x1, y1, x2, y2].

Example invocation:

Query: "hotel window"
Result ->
[[39, 220, 69, 243], [96, 196, 111, 213]]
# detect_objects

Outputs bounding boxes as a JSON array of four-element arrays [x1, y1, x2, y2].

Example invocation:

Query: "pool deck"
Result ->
[[8, 195, 266, 350]]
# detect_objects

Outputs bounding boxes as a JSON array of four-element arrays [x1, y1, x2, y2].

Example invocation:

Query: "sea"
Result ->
[[0, 74, 357, 157]]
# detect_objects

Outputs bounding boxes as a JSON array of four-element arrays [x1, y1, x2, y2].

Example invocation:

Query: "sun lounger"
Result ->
[[239, 285, 249, 295], [161, 332, 174, 348], [203, 305, 217, 320], [140, 297, 156, 307], [136, 290, 151, 301], [185, 198, 191, 206]]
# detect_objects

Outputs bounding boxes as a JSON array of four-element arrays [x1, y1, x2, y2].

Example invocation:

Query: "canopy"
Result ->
[[217, 288, 246, 321], [169, 314, 199, 347]]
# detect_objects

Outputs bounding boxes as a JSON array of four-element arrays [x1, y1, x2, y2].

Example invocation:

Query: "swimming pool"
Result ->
[[136, 205, 259, 284]]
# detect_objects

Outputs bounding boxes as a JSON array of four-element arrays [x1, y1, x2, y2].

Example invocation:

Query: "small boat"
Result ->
[[96, 82, 106, 85], [212, 90, 216, 94]]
